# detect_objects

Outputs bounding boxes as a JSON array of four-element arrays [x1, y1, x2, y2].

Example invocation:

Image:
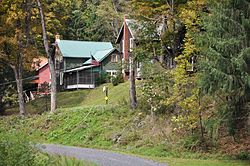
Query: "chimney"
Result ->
[[55, 33, 60, 43], [123, 15, 129, 61]]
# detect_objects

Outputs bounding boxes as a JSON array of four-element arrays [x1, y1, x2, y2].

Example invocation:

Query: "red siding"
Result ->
[[38, 64, 51, 86]]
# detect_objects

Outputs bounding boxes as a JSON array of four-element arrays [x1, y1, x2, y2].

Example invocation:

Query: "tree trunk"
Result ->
[[160, 15, 167, 64], [129, 56, 137, 110], [12, 66, 25, 115], [37, 0, 57, 112], [25, 0, 32, 45]]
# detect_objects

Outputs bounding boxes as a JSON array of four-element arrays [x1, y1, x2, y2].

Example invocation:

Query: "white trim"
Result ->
[[106, 70, 118, 76], [36, 62, 48, 71], [115, 19, 136, 43], [60, 72, 64, 85], [115, 23, 125, 43], [125, 19, 136, 39], [129, 38, 134, 52], [64, 65, 95, 73], [127, 26, 135, 39], [67, 84, 95, 89]]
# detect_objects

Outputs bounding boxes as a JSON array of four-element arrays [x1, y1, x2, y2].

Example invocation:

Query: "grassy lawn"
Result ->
[[5, 82, 129, 114], [1, 81, 249, 166], [152, 157, 250, 166]]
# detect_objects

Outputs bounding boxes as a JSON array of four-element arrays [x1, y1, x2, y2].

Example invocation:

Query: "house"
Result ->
[[116, 16, 141, 79], [31, 57, 51, 90], [55, 40, 121, 89]]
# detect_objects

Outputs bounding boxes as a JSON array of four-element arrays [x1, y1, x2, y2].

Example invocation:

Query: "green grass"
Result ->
[[1, 81, 249, 166], [49, 156, 98, 166], [152, 157, 250, 166], [82, 82, 129, 106], [6, 82, 129, 114]]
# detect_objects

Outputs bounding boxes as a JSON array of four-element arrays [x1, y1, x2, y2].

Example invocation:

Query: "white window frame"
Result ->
[[130, 38, 134, 52], [186, 56, 195, 71], [111, 54, 118, 63]]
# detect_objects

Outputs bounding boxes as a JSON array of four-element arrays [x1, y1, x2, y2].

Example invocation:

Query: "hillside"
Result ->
[[6, 82, 130, 114], [0, 82, 249, 166]]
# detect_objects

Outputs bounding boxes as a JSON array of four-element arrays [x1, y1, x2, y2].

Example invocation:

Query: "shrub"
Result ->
[[0, 133, 95, 166], [96, 72, 110, 85], [0, 134, 37, 166], [178, 134, 201, 151], [111, 72, 124, 86], [235, 151, 250, 160]]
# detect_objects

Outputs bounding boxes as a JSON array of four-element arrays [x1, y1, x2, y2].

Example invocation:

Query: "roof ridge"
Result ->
[[95, 48, 115, 52], [60, 40, 111, 43]]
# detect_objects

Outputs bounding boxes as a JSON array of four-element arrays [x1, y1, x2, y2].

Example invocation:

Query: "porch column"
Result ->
[[77, 70, 79, 90]]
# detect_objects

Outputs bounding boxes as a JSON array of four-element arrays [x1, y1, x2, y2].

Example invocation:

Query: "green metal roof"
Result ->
[[58, 40, 113, 58], [83, 48, 116, 65]]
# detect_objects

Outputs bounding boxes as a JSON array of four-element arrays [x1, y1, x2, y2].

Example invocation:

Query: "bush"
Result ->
[[236, 151, 250, 160], [0, 133, 48, 166], [178, 134, 201, 151], [0, 133, 94, 166], [96, 72, 110, 85], [111, 72, 124, 86]]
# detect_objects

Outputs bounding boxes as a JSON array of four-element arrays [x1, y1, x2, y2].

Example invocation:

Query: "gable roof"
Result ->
[[83, 48, 117, 65], [37, 62, 48, 71], [32, 57, 48, 70], [116, 18, 165, 44], [57, 40, 113, 58], [116, 19, 138, 44]]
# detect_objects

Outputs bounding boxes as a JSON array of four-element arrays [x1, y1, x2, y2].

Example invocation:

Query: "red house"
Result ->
[[37, 62, 51, 87], [116, 16, 141, 79], [32, 57, 51, 91]]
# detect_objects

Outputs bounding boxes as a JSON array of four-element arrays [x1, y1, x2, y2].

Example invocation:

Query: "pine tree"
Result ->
[[197, 0, 250, 136]]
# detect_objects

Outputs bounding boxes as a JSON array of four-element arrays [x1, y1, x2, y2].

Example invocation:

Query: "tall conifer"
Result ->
[[198, 0, 250, 136]]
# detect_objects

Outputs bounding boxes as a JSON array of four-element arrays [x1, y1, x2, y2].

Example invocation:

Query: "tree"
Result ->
[[64, 0, 125, 42], [0, 0, 37, 115], [131, 0, 187, 68], [197, 0, 250, 137], [37, 0, 57, 113]]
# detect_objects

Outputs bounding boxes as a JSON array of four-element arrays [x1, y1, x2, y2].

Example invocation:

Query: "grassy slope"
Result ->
[[6, 82, 129, 114], [1, 82, 249, 166]]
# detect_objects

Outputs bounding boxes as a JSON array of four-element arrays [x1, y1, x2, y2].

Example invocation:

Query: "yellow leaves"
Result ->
[[132, 0, 170, 20]]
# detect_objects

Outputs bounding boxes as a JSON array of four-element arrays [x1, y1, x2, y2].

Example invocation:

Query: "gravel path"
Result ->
[[39, 144, 167, 166]]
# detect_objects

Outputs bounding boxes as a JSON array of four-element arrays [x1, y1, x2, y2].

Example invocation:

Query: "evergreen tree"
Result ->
[[197, 0, 250, 136]]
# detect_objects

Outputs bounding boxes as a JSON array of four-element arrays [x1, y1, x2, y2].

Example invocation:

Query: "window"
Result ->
[[186, 56, 196, 72], [111, 54, 119, 63], [106, 70, 117, 77], [130, 38, 134, 52]]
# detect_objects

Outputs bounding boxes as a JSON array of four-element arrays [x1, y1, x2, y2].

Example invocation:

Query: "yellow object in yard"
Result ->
[[105, 97, 108, 101]]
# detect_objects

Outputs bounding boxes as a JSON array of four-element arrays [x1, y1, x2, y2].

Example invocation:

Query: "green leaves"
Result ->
[[196, 0, 250, 136]]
